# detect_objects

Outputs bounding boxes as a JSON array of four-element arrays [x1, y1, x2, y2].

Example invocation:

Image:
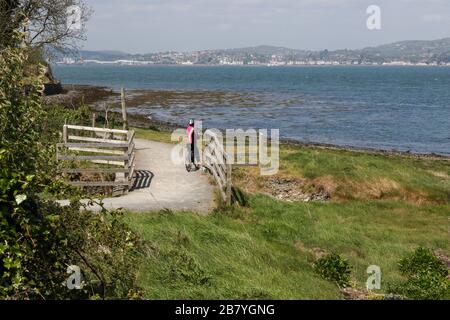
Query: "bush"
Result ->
[[0, 150, 144, 299], [399, 247, 448, 278], [159, 249, 211, 287], [314, 253, 352, 288], [1, 32, 144, 300], [59, 202, 145, 299], [388, 247, 450, 300], [0, 31, 46, 174]]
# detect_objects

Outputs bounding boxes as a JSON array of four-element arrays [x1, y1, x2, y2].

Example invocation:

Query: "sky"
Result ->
[[82, 0, 450, 53]]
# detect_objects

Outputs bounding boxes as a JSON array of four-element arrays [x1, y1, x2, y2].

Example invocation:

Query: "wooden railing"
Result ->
[[202, 130, 232, 205], [200, 131, 263, 205], [57, 125, 136, 190]]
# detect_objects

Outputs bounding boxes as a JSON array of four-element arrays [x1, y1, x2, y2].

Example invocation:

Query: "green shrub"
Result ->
[[0, 149, 144, 299], [0, 31, 46, 174], [159, 249, 211, 287], [0, 31, 144, 300], [399, 247, 448, 278], [59, 202, 145, 299], [389, 247, 450, 300], [314, 253, 352, 288]]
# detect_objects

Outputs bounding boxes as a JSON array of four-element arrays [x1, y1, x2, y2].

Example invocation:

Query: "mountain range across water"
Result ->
[[55, 38, 450, 65]]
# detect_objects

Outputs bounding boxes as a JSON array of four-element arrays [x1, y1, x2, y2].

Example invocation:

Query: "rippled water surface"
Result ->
[[54, 65, 450, 155]]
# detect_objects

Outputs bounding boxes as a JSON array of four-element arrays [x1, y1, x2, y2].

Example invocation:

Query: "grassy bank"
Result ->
[[236, 144, 450, 205], [133, 126, 175, 144], [126, 127, 449, 299], [126, 199, 448, 299], [134, 126, 449, 204]]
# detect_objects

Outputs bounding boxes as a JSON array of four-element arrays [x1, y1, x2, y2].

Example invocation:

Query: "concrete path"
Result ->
[[59, 139, 216, 214]]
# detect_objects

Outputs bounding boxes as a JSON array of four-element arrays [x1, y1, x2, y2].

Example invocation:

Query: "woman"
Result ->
[[186, 119, 197, 171]]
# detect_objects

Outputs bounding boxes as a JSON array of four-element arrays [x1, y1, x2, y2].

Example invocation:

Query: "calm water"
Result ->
[[53, 65, 450, 155]]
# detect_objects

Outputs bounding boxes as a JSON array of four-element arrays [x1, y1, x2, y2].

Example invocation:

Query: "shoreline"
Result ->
[[55, 63, 450, 68], [47, 83, 450, 160]]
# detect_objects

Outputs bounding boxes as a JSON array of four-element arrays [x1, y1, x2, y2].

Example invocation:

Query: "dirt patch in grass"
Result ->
[[327, 177, 436, 205], [429, 171, 450, 180], [359, 179, 433, 204], [233, 167, 332, 203], [435, 251, 450, 279], [339, 288, 387, 300], [340, 288, 371, 300], [312, 175, 338, 195], [348, 178, 402, 199], [263, 177, 330, 202], [235, 166, 440, 204], [434, 251, 450, 281], [234, 173, 328, 203], [294, 241, 327, 259]]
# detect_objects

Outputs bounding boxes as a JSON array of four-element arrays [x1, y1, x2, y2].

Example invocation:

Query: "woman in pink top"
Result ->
[[186, 119, 196, 170]]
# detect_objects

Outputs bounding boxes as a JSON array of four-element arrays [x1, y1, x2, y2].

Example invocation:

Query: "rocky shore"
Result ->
[[47, 84, 449, 160]]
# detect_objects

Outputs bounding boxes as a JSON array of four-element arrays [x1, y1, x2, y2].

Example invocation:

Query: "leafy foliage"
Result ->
[[0, 0, 90, 52], [314, 253, 352, 288], [58, 202, 144, 299], [0, 31, 144, 299], [0, 32, 46, 174], [0, 158, 68, 298], [399, 247, 449, 278], [389, 247, 450, 300], [0, 155, 144, 299]]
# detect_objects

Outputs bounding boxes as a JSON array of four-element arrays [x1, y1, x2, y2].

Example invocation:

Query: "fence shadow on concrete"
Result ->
[[130, 170, 154, 191]]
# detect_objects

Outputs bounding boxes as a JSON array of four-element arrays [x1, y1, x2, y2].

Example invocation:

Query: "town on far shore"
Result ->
[[56, 38, 450, 67]]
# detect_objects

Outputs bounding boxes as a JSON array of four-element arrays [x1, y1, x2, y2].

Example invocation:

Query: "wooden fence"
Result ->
[[202, 130, 233, 205], [57, 125, 136, 190], [201, 131, 262, 205]]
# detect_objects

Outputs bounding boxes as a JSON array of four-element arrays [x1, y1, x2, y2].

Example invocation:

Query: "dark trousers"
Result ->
[[189, 142, 195, 164]]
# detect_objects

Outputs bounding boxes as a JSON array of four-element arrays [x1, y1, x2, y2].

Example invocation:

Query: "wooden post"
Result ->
[[226, 156, 232, 206], [63, 124, 68, 143], [91, 113, 96, 138], [121, 87, 128, 130]]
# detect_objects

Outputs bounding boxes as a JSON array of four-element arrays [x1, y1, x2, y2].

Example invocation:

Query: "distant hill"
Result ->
[[78, 50, 131, 61], [214, 39, 450, 63], [359, 38, 450, 61], [52, 38, 450, 65], [221, 45, 307, 56]]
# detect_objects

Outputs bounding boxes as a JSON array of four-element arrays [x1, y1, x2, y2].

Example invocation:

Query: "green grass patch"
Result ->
[[133, 127, 174, 144], [125, 197, 449, 299], [235, 144, 450, 204], [282, 146, 450, 202], [125, 127, 449, 299]]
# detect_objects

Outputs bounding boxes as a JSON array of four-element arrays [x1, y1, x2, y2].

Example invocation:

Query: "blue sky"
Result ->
[[83, 0, 450, 53]]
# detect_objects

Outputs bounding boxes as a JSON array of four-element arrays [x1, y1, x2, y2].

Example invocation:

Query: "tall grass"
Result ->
[[126, 126, 449, 299], [126, 197, 449, 299]]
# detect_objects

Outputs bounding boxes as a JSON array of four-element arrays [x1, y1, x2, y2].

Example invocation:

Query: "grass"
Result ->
[[133, 126, 175, 144], [126, 198, 449, 299], [124, 126, 450, 299], [235, 144, 450, 204], [133, 126, 450, 204]]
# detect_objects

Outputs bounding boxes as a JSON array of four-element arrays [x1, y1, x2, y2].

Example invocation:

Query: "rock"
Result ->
[[340, 288, 370, 300], [44, 82, 64, 96], [264, 177, 331, 203], [384, 293, 404, 300]]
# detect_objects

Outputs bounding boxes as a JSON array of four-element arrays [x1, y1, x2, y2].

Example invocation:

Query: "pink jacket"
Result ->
[[186, 125, 194, 144]]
